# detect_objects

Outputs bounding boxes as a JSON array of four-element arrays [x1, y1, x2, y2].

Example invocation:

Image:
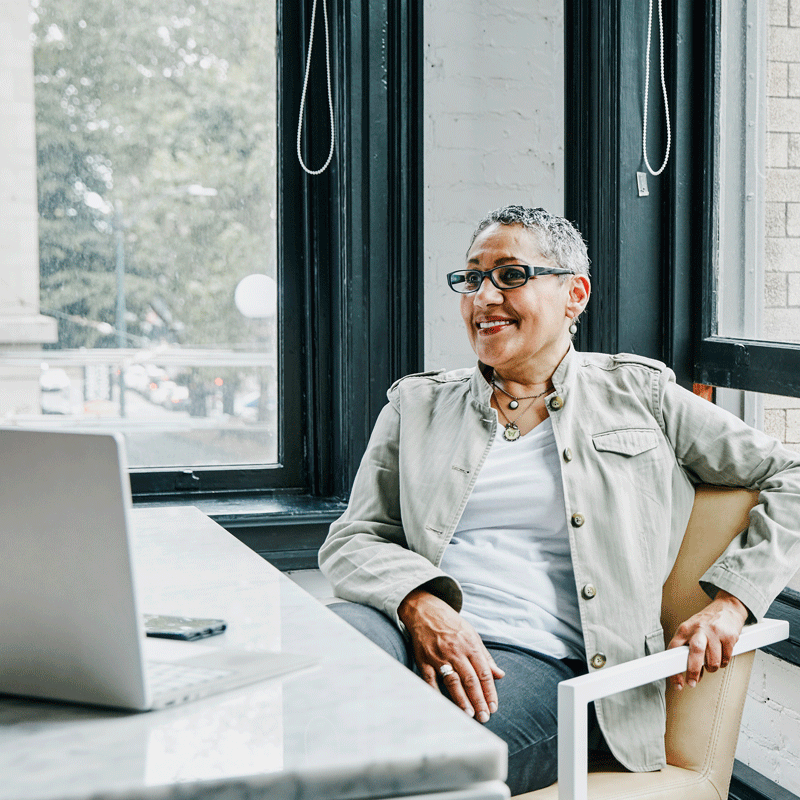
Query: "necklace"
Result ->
[[493, 389, 537, 442], [491, 379, 550, 410]]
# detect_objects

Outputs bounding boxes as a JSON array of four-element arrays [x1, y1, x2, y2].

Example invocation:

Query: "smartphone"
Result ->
[[143, 614, 227, 641]]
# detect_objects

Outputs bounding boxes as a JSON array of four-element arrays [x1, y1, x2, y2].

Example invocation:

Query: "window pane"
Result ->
[[716, 1, 800, 346], [0, 0, 277, 469]]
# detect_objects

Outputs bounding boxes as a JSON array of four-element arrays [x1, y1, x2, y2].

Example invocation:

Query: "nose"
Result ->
[[472, 274, 504, 306]]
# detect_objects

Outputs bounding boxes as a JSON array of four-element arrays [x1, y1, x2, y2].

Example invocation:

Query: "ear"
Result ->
[[566, 275, 590, 319]]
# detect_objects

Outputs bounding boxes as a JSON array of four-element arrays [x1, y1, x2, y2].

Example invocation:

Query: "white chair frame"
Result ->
[[555, 618, 789, 800]]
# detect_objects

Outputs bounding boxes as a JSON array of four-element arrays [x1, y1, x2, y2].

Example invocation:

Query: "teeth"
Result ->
[[478, 320, 512, 329]]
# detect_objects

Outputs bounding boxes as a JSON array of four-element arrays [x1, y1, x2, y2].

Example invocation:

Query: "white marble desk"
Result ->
[[0, 507, 508, 800]]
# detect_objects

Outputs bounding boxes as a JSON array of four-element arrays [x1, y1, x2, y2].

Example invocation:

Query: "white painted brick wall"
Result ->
[[766, 168, 800, 202], [769, 61, 789, 97], [423, 0, 564, 370], [770, 27, 800, 63], [738, 651, 800, 795], [771, 0, 789, 27], [790, 63, 800, 97], [789, 202, 800, 235], [790, 133, 800, 167], [769, 132, 790, 167]]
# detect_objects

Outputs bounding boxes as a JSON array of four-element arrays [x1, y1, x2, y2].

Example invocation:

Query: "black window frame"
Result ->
[[130, 0, 424, 503], [693, 0, 800, 398]]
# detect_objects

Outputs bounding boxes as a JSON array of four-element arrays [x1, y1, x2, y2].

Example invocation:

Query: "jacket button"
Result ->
[[581, 584, 597, 599], [549, 395, 564, 410], [590, 653, 607, 669], [563, 447, 573, 462], [571, 513, 585, 527]]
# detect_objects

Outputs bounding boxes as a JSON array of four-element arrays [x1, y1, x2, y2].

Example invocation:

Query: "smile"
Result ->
[[477, 320, 514, 330]]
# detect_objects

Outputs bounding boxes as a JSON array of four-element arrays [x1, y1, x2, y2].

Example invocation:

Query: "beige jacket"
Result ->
[[319, 347, 800, 772]]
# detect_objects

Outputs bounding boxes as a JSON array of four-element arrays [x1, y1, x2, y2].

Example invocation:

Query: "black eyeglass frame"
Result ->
[[446, 264, 575, 294]]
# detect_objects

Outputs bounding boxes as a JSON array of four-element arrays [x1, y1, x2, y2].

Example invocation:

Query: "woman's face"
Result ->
[[460, 222, 588, 378]]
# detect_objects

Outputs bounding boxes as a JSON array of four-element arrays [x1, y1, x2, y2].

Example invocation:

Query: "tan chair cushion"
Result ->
[[515, 764, 721, 800]]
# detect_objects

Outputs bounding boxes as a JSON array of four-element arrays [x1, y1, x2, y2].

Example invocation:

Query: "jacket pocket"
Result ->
[[592, 427, 659, 457], [645, 627, 666, 656]]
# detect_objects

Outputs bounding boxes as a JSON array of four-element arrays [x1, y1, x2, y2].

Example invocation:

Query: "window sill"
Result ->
[[133, 493, 348, 571], [729, 760, 798, 800]]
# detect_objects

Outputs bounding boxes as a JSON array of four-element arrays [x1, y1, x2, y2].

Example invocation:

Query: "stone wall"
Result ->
[[0, 0, 57, 418]]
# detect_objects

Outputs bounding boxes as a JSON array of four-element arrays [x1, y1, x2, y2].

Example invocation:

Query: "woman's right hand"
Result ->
[[397, 587, 504, 723]]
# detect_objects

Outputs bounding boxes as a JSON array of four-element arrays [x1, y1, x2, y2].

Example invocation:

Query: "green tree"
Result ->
[[32, 0, 277, 350]]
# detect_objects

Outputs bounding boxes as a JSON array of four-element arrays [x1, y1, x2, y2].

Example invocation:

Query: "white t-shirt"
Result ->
[[439, 417, 585, 660]]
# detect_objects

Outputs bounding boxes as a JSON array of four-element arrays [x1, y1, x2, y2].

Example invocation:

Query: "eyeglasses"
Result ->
[[446, 264, 574, 294]]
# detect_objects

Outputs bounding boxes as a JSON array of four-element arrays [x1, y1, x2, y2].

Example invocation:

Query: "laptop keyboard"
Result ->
[[146, 660, 232, 693]]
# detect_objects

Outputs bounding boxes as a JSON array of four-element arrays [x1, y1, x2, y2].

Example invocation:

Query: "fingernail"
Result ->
[[465, 707, 474, 718], [675, 682, 683, 691], [477, 711, 490, 723], [688, 679, 696, 688], [489, 702, 497, 713]]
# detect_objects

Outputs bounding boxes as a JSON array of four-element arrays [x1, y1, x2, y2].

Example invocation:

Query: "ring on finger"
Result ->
[[439, 663, 455, 678]]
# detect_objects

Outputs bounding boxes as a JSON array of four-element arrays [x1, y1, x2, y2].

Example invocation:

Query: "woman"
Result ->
[[319, 206, 800, 794]]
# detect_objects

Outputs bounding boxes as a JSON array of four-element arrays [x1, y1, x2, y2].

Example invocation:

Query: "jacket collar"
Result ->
[[468, 343, 578, 407], [551, 342, 578, 395]]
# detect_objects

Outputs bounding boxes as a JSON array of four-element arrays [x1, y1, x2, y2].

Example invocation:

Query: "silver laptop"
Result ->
[[0, 428, 314, 711]]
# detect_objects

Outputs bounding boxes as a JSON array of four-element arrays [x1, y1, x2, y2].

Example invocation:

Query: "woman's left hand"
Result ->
[[666, 589, 749, 689]]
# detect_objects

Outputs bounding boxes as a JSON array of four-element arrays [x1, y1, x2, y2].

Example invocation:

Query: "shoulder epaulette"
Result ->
[[388, 370, 447, 392], [609, 352, 667, 372]]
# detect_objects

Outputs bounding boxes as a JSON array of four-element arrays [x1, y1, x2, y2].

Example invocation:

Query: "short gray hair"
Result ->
[[468, 206, 590, 278]]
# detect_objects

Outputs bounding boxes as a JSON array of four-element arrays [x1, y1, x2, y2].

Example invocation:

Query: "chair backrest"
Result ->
[[660, 485, 759, 797]]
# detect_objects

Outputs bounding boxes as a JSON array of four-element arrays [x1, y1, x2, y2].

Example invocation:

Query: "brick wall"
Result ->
[[738, 651, 800, 795], [423, 0, 564, 370], [764, 0, 800, 420]]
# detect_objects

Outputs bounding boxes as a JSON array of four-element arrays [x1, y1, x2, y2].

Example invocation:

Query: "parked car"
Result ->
[[40, 367, 72, 415]]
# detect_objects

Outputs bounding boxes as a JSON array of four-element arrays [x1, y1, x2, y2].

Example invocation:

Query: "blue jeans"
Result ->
[[329, 601, 594, 795]]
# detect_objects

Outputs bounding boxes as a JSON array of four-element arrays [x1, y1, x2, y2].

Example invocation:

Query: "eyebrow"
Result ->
[[466, 256, 522, 266]]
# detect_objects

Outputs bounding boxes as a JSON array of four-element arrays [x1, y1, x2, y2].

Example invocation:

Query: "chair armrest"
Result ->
[[557, 619, 789, 800]]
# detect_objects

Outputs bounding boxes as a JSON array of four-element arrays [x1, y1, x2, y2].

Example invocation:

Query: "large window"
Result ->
[[0, 0, 424, 505], [11, 0, 279, 470]]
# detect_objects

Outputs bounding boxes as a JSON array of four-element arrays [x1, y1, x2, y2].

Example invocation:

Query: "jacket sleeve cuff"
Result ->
[[386, 572, 463, 631], [699, 565, 767, 623]]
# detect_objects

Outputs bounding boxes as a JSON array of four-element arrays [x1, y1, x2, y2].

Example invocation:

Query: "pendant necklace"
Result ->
[[493, 390, 537, 442], [491, 379, 550, 410]]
